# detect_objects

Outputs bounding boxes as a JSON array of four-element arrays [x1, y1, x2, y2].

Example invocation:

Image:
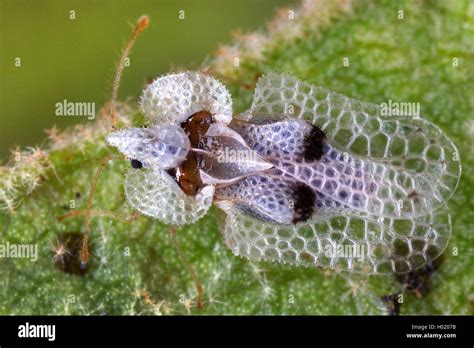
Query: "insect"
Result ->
[[107, 68, 460, 276], [64, 16, 461, 307]]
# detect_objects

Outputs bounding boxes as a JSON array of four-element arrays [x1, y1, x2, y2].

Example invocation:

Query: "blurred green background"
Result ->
[[0, 0, 295, 160]]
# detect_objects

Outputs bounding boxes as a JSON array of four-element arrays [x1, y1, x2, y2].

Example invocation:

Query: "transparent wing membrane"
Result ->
[[230, 119, 440, 218], [111, 70, 459, 275], [250, 73, 461, 215], [124, 169, 214, 225], [140, 71, 233, 125], [197, 123, 272, 184], [215, 168, 351, 225], [273, 144, 440, 219], [222, 204, 451, 275]]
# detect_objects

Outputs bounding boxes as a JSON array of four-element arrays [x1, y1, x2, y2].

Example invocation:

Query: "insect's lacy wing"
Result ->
[[124, 168, 214, 225], [250, 73, 461, 210], [230, 120, 437, 219], [140, 71, 233, 125], [221, 203, 451, 274], [215, 168, 348, 224]]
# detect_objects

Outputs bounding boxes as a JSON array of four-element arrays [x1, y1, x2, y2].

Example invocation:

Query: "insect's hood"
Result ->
[[106, 124, 191, 170]]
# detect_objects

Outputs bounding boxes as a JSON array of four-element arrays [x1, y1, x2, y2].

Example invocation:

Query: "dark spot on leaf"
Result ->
[[381, 293, 401, 316], [51, 232, 90, 276], [395, 257, 444, 298]]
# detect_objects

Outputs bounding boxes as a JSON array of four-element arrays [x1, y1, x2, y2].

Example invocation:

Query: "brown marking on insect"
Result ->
[[181, 111, 214, 146], [167, 111, 214, 196]]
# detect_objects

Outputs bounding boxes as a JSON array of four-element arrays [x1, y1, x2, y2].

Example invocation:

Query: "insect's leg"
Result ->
[[75, 154, 113, 268], [110, 15, 149, 129], [56, 153, 113, 267], [57, 152, 128, 223], [168, 225, 204, 309], [58, 154, 139, 269]]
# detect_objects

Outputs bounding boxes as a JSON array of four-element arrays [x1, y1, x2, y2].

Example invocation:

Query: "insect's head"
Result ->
[[106, 124, 190, 170]]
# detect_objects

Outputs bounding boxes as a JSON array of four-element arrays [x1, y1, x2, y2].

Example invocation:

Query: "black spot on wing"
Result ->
[[291, 182, 316, 224], [303, 124, 326, 161]]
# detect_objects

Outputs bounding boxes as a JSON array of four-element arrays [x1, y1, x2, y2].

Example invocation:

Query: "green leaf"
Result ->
[[1, 0, 473, 315]]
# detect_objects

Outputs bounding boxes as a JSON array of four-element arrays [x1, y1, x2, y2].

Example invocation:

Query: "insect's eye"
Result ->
[[130, 159, 143, 169]]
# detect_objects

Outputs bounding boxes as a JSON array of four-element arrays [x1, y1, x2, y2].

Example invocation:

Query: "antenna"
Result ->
[[75, 16, 149, 268], [110, 15, 149, 129]]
